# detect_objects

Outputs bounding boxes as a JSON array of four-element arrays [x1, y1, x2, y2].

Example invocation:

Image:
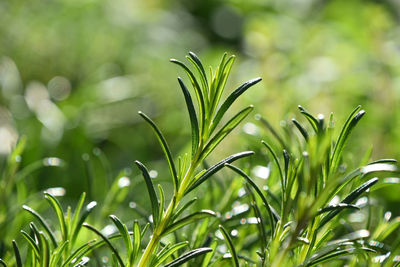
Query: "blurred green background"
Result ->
[[1, 0, 400, 249]]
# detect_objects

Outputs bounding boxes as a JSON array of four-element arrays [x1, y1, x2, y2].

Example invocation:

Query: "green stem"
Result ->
[[137, 147, 201, 267]]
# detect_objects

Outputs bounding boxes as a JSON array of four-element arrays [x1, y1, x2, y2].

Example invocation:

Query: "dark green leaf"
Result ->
[[170, 58, 206, 134], [330, 106, 364, 172], [171, 198, 197, 223], [164, 247, 213, 267], [319, 178, 378, 228], [12, 240, 22, 267], [292, 118, 309, 141], [178, 78, 200, 159], [261, 141, 284, 194], [186, 151, 254, 194], [200, 105, 253, 161], [225, 163, 278, 232], [248, 187, 267, 261], [83, 223, 125, 267], [62, 240, 96, 267], [110, 215, 132, 256], [187, 52, 208, 101], [298, 105, 319, 133], [219, 225, 239, 267], [135, 161, 159, 227], [154, 241, 189, 267], [188, 51, 208, 87], [317, 203, 360, 215], [163, 210, 216, 236], [22, 205, 58, 247], [138, 111, 178, 192], [210, 77, 262, 135]]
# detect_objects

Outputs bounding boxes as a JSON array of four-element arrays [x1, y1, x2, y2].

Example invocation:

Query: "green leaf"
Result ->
[[317, 203, 360, 215], [256, 115, 287, 149], [138, 111, 179, 192], [330, 106, 364, 172], [178, 77, 200, 159], [201, 239, 218, 267], [209, 55, 235, 119], [71, 200, 97, 245], [158, 184, 165, 223], [298, 105, 319, 133], [171, 198, 197, 223], [187, 52, 209, 100], [163, 210, 216, 236], [170, 58, 206, 134], [219, 225, 239, 267], [83, 223, 125, 267], [209, 77, 262, 135], [200, 105, 254, 161], [324, 162, 397, 208], [50, 241, 69, 266], [225, 163, 278, 233], [261, 141, 285, 194], [135, 160, 160, 227], [44, 192, 68, 242], [164, 247, 213, 267], [319, 178, 378, 228], [38, 232, 50, 267], [12, 240, 22, 267], [22, 205, 58, 247], [109, 215, 132, 257], [131, 220, 141, 264], [70, 192, 86, 239], [248, 189, 267, 263], [0, 259, 7, 267], [21, 230, 40, 259], [62, 240, 97, 267], [292, 118, 309, 141], [153, 241, 189, 267], [186, 151, 254, 194]]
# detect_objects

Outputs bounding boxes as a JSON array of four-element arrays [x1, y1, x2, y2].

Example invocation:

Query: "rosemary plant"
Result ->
[[2, 52, 399, 267], [132, 52, 261, 266]]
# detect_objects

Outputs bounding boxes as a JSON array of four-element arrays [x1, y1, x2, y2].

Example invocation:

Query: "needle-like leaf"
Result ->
[[138, 111, 179, 192], [200, 105, 254, 161], [209, 78, 262, 135], [178, 77, 200, 159], [186, 151, 254, 194], [44, 192, 68, 242], [163, 210, 216, 236], [83, 223, 125, 267], [135, 160, 160, 227], [219, 225, 239, 267], [12, 241, 22, 267], [22, 205, 58, 247], [164, 247, 213, 267]]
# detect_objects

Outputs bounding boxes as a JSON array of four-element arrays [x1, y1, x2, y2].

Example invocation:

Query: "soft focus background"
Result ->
[[1, 0, 400, 254]]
